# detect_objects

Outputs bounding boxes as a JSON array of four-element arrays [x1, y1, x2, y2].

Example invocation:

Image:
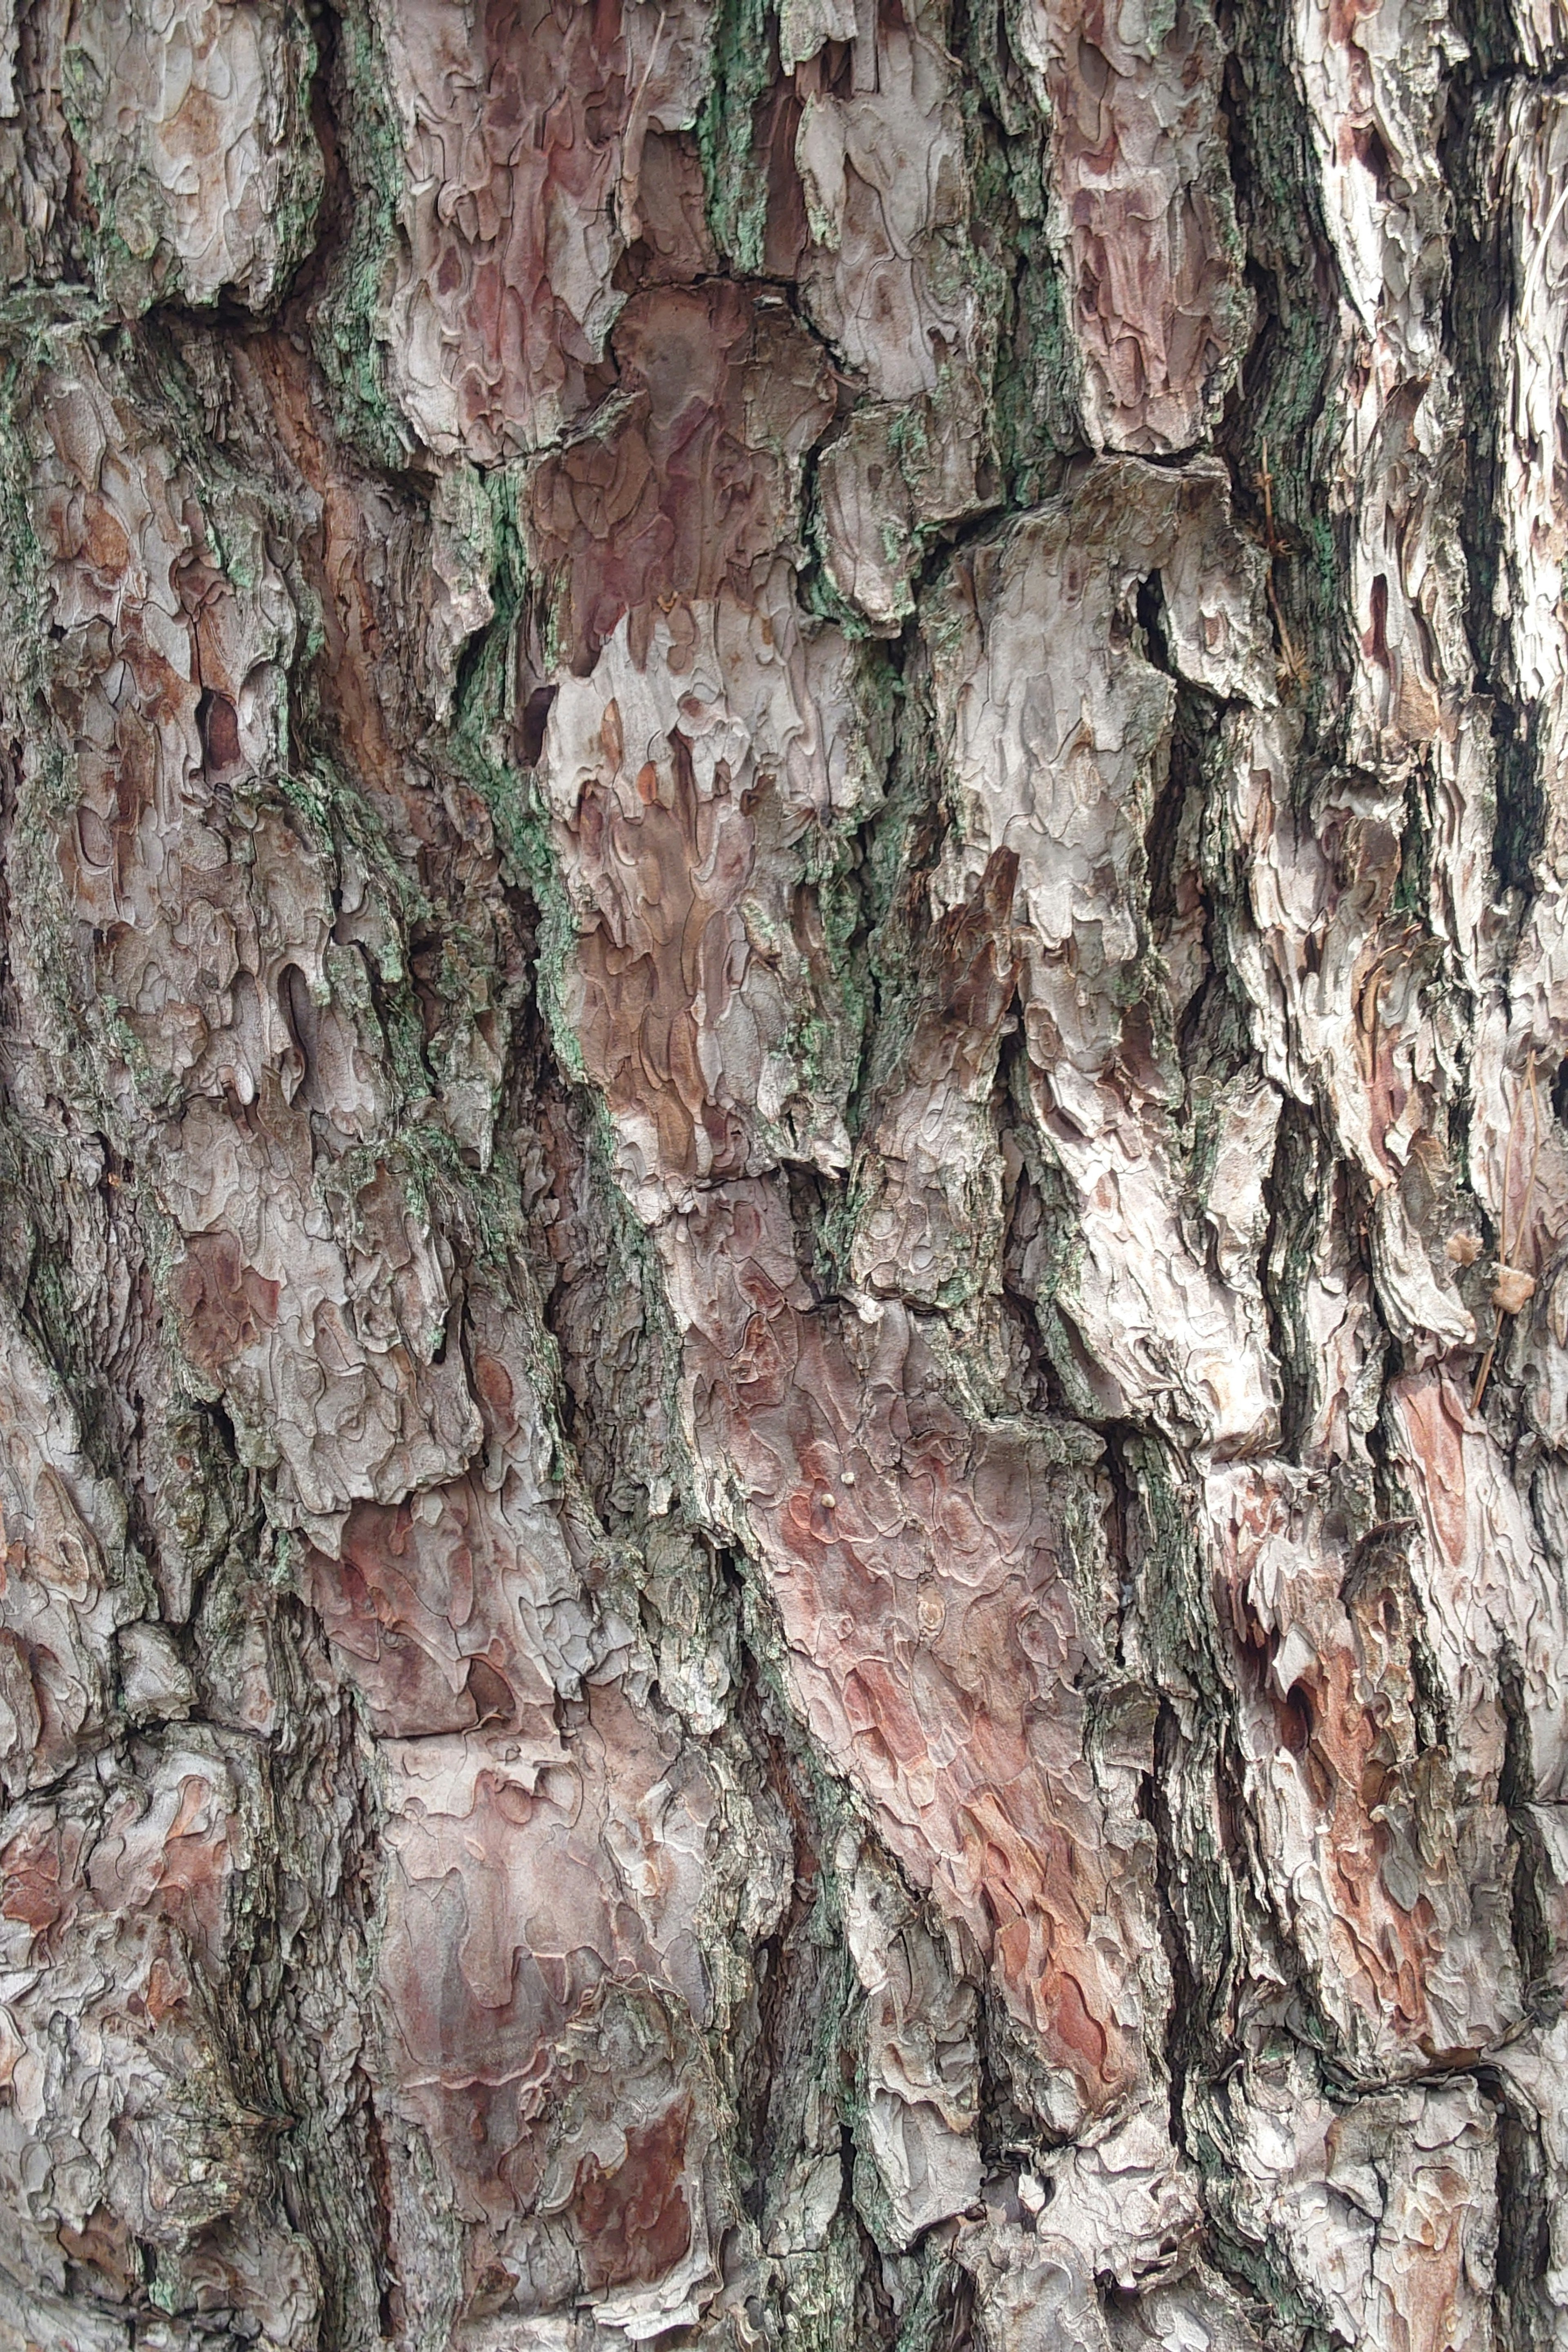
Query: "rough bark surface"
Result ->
[[1, 0, 1567, 2345]]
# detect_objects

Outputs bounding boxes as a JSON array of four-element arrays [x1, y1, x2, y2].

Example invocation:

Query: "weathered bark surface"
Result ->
[[2, 0, 1568, 2344]]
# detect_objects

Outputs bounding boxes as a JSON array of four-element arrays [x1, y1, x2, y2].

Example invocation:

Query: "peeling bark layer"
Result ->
[[2, 0, 1568, 2348]]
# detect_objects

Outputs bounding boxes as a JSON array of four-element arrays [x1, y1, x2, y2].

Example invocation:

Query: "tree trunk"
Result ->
[[1, 0, 1566, 2343]]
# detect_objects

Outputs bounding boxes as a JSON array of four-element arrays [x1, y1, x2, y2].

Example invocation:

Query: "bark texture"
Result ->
[[1, 0, 1567, 2345]]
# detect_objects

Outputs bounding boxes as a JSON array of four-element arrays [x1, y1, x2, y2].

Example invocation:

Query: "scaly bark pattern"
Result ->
[[0, 0, 1566, 2345]]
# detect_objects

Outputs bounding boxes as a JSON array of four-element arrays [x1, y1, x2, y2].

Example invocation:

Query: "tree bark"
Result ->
[[0, 0, 1566, 2344]]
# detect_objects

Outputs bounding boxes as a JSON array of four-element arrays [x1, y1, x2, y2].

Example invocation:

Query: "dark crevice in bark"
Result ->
[[997, 1055, 1107, 1428], [997, 1102, 1075, 1428], [1218, 0, 1352, 751], [728, 1570, 928, 2346], [1259, 1102, 1362, 1468], [972, 1990, 1059, 2182], [1111, 1432, 1343, 2347], [916, 2258, 976, 2352], [1139, 1696, 1198, 2161], [1445, 69, 1510, 697], [1443, 65, 1548, 898], [840, 653, 951, 1134], [1363, 1409, 1457, 1764], [1478, 2064, 1557, 2352], [963, 0, 1088, 501], [262, 1679, 392, 2350], [1498, 1626, 1559, 2018]]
